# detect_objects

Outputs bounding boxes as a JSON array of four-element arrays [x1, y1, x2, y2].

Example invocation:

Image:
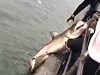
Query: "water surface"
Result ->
[[0, 0, 85, 75]]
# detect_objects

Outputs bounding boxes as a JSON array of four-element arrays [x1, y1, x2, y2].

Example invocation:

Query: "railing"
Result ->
[[57, 18, 96, 75]]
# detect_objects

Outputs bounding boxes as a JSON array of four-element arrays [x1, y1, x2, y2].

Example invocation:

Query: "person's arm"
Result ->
[[73, 0, 90, 16], [67, 0, 91, 22]]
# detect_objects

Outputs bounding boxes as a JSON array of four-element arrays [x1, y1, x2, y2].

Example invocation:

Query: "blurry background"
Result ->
[[0, 0, 87, 75]]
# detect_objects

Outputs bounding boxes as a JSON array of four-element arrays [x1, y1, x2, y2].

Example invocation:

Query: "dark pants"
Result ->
[[83, 55, 99, 75], [67, 37, 84, 53], [67, 34, 100, 75], [67, 36, 84, 72], [82, 6, 96, 22]]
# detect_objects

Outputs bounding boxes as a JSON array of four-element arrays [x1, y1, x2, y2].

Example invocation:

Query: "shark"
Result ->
[[29, 20, 88, 73]]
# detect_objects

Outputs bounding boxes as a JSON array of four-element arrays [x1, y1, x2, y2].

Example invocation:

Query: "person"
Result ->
[[67, 13, 98, 53], [83, 17, 100, 75], [67, 14, 99, 75], [67, 0, 100, 22]]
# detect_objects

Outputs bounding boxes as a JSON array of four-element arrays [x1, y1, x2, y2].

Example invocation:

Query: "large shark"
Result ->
[[29, 20, 88, 73]]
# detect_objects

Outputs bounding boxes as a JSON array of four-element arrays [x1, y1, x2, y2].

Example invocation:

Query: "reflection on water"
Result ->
[[0, 0, 83, 75]]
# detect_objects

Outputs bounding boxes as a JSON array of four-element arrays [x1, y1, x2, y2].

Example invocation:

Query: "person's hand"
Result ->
[[67, 15, 75, 23]]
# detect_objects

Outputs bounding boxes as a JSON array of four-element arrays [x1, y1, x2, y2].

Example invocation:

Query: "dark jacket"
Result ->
[[73, 0, 100, 16]]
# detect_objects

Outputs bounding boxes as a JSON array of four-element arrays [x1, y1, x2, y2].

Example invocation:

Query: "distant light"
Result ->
[[37, 0, 42, 4]]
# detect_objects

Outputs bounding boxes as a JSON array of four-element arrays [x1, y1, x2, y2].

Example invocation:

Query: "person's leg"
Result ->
[[82, 7, 96, 22], [67, 37, 84, 52], [83, 55, 99, 75], [96, 66, 100, 75], [67, 37, 83, 74]]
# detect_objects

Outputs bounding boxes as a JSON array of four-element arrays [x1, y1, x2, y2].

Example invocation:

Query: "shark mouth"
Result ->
[[76, 24, 84, 30]]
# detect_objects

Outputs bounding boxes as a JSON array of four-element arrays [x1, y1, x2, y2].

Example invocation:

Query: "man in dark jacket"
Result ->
[[67, 0, 100, 22], [66, 0, 100, 75]]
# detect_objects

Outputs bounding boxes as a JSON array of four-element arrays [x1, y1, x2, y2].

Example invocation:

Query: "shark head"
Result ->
[[74, 20, 87, 31], [66, 20, 88, 39]]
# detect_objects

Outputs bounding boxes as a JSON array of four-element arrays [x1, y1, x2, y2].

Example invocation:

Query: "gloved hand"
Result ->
[[67, 15, 75, 23]]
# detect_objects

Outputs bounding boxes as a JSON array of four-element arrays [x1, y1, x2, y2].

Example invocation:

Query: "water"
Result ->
[[0, 0, 84, 75]]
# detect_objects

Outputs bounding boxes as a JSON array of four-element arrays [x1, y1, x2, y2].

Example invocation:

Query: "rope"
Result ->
[[76, 18, 95, 75]]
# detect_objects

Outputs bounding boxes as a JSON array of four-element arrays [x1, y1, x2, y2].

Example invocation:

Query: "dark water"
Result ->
[[0, 0, 84, 75]]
